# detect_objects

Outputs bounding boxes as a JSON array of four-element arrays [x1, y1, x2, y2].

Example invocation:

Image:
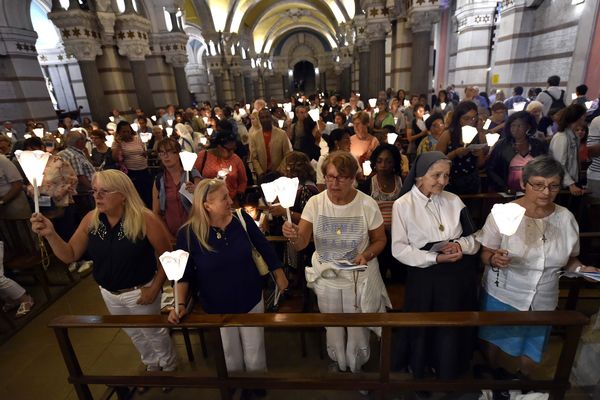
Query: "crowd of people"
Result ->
[[1, 73, 600, 398]]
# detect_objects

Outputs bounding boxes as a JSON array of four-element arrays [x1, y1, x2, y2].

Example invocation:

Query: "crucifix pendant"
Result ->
[[216, 232, 222, 239], [439, 224, 445, 232], [541, 234, 546, 243]]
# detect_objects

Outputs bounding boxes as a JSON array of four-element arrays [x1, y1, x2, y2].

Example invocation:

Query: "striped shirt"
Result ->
[[587, 116, 600, 181], [118, 136, 147, 171]]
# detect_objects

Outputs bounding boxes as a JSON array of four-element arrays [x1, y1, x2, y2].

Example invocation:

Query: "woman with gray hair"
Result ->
[[477, 155, 599, 383], [391, 151, 480, 381]]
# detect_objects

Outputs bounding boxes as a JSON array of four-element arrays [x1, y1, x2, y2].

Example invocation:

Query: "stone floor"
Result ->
[[0, 274, 597, 400]]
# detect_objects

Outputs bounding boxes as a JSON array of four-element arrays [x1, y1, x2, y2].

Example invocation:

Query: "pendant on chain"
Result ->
[[439, 224, 445, 232]]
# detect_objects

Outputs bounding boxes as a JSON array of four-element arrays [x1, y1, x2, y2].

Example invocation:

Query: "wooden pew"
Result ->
[[50, 311, 588, 400]]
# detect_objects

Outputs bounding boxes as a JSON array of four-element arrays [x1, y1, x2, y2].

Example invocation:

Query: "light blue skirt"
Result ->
[[478, 291, 551, 363]]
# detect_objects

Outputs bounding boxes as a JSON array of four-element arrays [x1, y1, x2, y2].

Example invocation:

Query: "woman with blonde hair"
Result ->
[[31, 170, 177, 375], [168, 178, 288, 378]]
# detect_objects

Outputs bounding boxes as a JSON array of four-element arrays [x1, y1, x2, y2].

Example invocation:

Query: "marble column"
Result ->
[[115, 11, 154, 114], [48, 6, 105, 123], [390, 19, 413, 91], [157, 30, 190, 107], [452, 0, 496, 91], [407, 2, 440, 95], [213, 72, 225, 105], [173, 65, 192, 107], [244, 75, 254, 103], [364, 3, 391, 97], [130, 61, 155, 113], [233, 73, 245, 104], [358, 46, 370, 99]]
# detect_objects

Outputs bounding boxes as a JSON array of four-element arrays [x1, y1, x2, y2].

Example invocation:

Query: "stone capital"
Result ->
[[47, 9, 104, 61], [115, 13, 151, 61], [454, 0, 498, 32], [0, 26, 39, 57], [406, 10, 440, 33], [366, 19, 391, 41], [153, 31, 188, 67]]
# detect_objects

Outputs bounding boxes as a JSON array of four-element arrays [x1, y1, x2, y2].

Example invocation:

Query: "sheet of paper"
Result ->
[[179, 182, 194, 204], [331, 260, 367, 270]]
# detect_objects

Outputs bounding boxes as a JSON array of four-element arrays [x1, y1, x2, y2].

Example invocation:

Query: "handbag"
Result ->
[[235, 208, 270, 276]]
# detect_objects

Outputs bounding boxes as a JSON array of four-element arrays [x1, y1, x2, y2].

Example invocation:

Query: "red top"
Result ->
[[163, 171, 189, 237], [194, 150, 248, 200]]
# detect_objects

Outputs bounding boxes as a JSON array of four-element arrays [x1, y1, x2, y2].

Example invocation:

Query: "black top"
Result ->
[[177, 210, 282, 314], [486, 137, 547, 191], [88, 213, 156, 291]]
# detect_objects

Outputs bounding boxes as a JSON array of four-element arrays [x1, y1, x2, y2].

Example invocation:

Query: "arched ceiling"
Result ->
[[185, 0, 354, 54]]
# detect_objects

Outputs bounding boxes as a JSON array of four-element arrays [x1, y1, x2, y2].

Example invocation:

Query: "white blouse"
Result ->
[[391, 185, 480, 268], [476, 204, 579, 311]]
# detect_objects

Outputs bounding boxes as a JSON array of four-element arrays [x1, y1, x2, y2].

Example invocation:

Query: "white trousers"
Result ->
[[100, 283, 177, 371], [0, 241, 26, 302], [313, 282, 370, 373], [220, 299, 266, 372]]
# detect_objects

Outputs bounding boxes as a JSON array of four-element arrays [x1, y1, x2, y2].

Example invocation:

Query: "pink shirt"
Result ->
[[507, 153, 533, 192]]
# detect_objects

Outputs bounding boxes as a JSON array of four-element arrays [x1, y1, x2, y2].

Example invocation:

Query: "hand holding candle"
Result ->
[[159, 250, 190, 317]]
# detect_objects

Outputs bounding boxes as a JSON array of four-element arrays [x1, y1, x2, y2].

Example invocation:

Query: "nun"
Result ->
[[391, 151, 480, 380]]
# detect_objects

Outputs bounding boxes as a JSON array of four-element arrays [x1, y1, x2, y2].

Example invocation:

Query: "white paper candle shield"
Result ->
[[403, 99, 410, 108], [139, 131, 152, 143], [106, 122, 117, 133], [166, 127, 173, 137], [106, 135, 114, 147], [288, 111, 294, 120], [461, 125, 478, 145], [207, 127, 213, 136], [109, 116, 115, 122], [571, 93, 578, 101], [362, 160, 372, 176], [440, 102, 447, 110], [513, 102, 526, 112], [200, 136, 208, 146], [486, 133, 500, 147], [274, 176, 299, 221], [167, 119, 173, 127], [202, 116, 209, 124], [483, 119, 492, 130], [239, 108, 247, 117], [368, 98, 377, 108], [308, 108, 320, 122], [179, 151, 198, 181], [260, 182, 278, 203], [151, 115, 157, 122], [491, 203, 526, 236], [6, 131, 12, 138], [283, 103, 292, 113], [159, 250, 190, 317], [15, 150, 50, 213], [130, 122, 139, 132], [585, 101, 593, 110], [387, 133, 398, 145], [423, 113, 430, 121], [33, 128, 44, 138], [57, 127, 65, 135], [277, 120, 284, 128], [374, 108, 379, 115], [393, 117, 398, 125]]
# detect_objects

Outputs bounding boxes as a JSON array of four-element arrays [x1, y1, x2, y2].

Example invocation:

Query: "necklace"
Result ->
[[426, 198, 445, 232], [531, 218, 547, 243], [211, 226, 225, 240]]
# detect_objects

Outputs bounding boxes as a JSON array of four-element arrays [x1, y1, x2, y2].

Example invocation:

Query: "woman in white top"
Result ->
[[391, 151, 480, 380], [476, 155, 598, 377], [282, 151, 390, 373]]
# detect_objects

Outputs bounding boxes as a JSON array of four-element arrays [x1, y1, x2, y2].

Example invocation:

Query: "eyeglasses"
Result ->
[[324, 175, 353, 183], [91, 188, 118, 197], [526, 181, 561, 192]]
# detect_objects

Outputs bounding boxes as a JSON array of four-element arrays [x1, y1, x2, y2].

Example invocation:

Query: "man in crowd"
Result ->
[[504, 86, 529, 110]]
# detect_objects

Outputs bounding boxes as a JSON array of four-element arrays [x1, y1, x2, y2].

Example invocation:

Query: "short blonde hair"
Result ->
[[526, 100, 543, 112], [90, 170, 147, 242], [182, 179, 226, 252], [352, 111, 370, 125], [321, 150, 358, 179]]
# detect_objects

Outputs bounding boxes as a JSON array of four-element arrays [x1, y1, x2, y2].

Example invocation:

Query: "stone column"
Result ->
[[115, 11, 155, 114], [390, 18, 413, 91], [156, 31, 190, 107], [48, 7, 105, 123], [452, 0, 496, 91], [233, 72, 245, 104], [244, 73, 255, 103], [365, 2, 391, 97], [358, 45, 370, 99], [406, 1, 440, 95]]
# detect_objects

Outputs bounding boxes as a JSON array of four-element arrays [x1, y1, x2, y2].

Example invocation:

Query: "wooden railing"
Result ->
[[49, 311, 589, 400]]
